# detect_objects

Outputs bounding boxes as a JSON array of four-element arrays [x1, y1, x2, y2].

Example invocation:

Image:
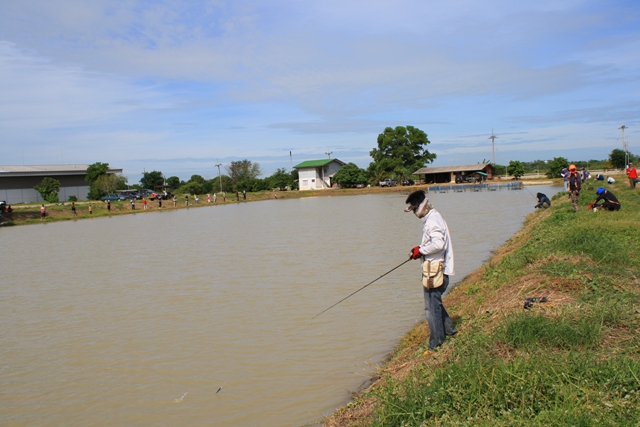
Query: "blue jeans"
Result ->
[[423, 275, 458, 350]]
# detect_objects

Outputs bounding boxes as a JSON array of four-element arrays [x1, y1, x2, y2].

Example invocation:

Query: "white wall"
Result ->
[[299, 168, 320, 191], [0, 185, 90, 204]]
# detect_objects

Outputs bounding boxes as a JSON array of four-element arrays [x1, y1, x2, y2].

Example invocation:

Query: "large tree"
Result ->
[[85, 162, 110, 200], [369, 126, 436, 179], [85, 162, 110, 183], [210, 175, 234, 193], [609, 149, 627, 169], [188, 174, 206, 185], [140, 171, 165, 189], [166, 176, 181, 188], [267, 168, 294, 191], [34, 177, 60, 203], [333, 163, 367, 188], [94, 174, 127, 195], [226, 160, 262, 185], [506, 160, 525, 180], [546, 157, 569, 179]]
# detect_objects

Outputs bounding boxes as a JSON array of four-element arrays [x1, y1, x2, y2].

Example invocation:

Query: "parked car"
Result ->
[[118, 190, 141, 200], [379, 178, 397, 187], [101, 194, 127, 201], [402, 179, 415, 186]]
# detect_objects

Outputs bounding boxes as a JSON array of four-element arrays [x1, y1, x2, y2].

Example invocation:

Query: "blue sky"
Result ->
[[1, 0, 639, 182]]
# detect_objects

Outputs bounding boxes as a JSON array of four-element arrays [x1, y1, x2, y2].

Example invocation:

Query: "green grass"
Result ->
[[339, 180, 640, 427], [373, 354, 640, 427]]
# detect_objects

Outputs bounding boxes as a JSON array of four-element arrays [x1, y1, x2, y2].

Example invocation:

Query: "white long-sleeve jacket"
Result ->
[[418, 209, 455, 276]]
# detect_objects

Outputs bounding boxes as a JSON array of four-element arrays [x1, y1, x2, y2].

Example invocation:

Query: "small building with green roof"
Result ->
[[293, 159, 345, 190]]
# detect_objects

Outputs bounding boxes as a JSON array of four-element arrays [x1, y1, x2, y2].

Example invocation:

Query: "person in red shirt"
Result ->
[[626, 163, 638, 189]]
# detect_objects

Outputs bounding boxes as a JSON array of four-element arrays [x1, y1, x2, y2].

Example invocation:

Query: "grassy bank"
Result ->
[[324, 179, 640, 426], [0, 185, 423, 226], [1, 178, 560, 227]]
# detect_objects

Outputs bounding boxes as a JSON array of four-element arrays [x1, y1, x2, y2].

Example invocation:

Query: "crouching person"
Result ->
[[592, 187, 620, 211], [535, 192, 551, 209]]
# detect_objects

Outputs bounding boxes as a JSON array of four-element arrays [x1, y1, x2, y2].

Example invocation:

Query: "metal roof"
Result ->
[[413, 164, 492, 175], [0, 164, 123, 177], [293, 159, 345, 169]]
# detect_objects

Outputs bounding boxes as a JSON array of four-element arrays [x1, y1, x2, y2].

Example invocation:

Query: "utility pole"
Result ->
[[290, 151, 292, 171], [619, 122, 629, 167], [215, 163, 222, 193], [325, 151, 332, 159], [488, 130, 497, 166]]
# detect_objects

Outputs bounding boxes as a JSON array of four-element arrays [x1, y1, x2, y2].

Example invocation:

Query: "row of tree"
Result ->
[[136, 161, 299, 198], [501, 149, 638, 180], [32, 126, 638, 201]]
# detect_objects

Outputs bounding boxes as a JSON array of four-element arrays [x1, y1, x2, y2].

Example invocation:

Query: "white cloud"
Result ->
[[0, 0, 639, 177]]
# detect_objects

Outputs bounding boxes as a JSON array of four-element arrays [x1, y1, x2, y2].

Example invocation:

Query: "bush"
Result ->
[[68, 196, 78, 202]]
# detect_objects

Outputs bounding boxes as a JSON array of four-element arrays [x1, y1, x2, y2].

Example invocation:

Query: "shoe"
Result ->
[[423, 349, 435, 356]]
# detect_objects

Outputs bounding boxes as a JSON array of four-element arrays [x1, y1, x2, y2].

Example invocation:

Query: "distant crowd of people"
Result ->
[[535, 162, 636, 213]]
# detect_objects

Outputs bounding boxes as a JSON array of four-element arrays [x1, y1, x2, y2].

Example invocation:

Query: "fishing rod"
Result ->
[[311, 258, 412, 319]]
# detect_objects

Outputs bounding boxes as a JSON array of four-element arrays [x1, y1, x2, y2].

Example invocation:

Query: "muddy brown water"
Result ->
[[0, 186, 561, 426]]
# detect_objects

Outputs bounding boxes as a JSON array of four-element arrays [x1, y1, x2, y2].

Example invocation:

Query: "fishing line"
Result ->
[[204, 257, 414, 397], [522, 185, 538, 199]]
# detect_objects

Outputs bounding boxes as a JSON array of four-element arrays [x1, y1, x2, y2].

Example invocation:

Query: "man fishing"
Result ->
[[591, 187, 620, 211], [405, 190, 457, 353], [534, 192, 551, 209]]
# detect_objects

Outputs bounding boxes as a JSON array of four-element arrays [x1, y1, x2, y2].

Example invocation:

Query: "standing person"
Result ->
[[142, 198, 148, 210], [207, 194, 211, 203], [88, 205, 93, 215], [185, 195, 189, 206], [236, 191, 239, 202], [626, 163, 638, 189], [592, 187, 621, 211], [568, 164, 581, 212], [582, 167, 590, 182], [534, 192, 551, 209], [107, 201, 111, 212], [243, 190, 246, 200], [131, 198, 135, 210], [158, 196, 162, 209], [71, 202, 77, 216], [562, 167, 569, 191], [195, 194, 199, 204], [172, 195, 177, 207], [40, 204, 46, 221], [223, 192, 226, 202], [213, 193, 217, 203], [405, 190, 458, 353]]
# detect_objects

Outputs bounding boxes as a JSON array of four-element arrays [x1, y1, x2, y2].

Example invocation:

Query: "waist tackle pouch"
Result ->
[[422, 260, 444, 289]]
